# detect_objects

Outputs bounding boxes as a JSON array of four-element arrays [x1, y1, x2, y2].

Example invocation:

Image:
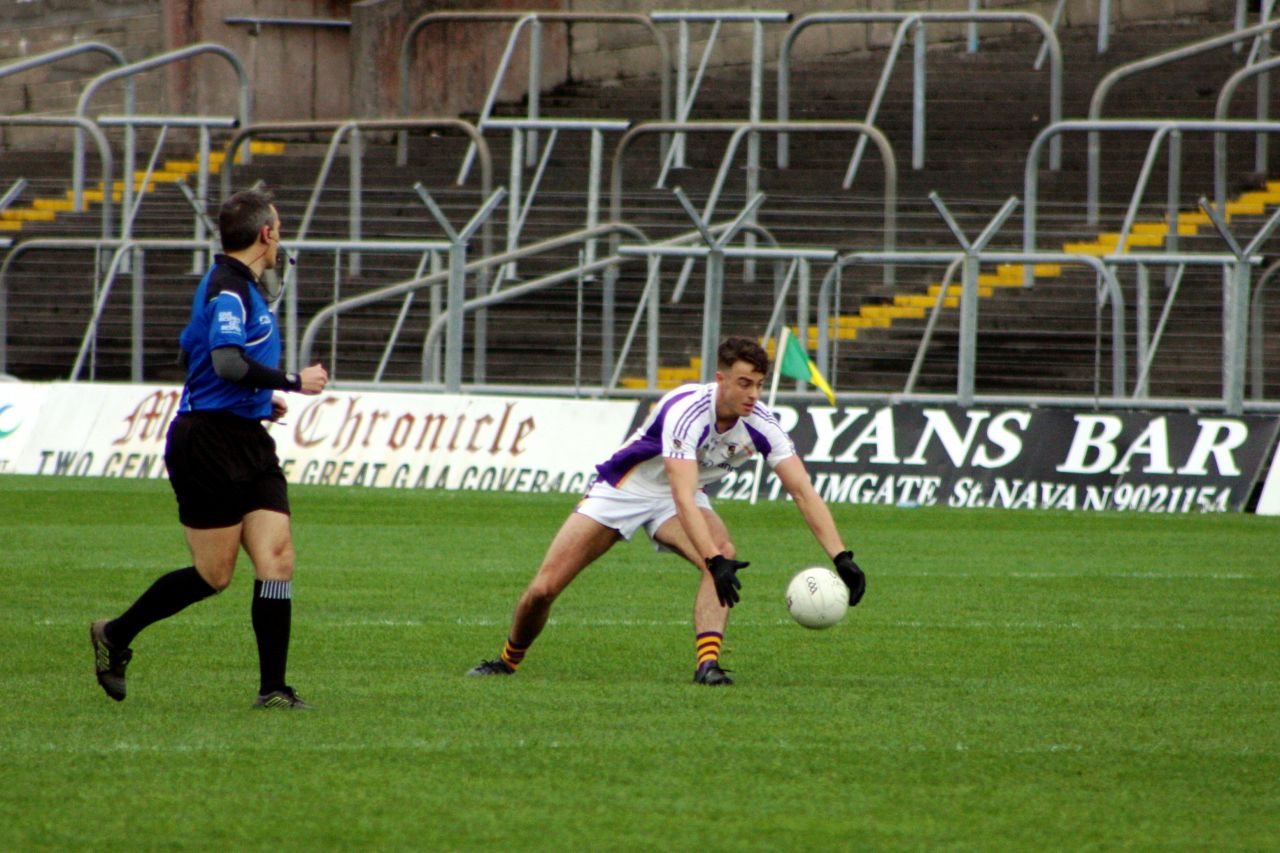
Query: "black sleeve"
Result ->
[[211, 346, 300, 391]]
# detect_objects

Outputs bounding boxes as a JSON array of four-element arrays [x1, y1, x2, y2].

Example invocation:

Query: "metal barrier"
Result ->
[[616, 215, 836, 385], [609, 220, 789, 391], [298, 223, 649, 391], [0, 114, 114, 245], [223, 15, 351, 33], [482, 118, 630, 281], [777, 11, 1062, 176], [1087, 19, 1280, 223], [1251, 256, 1280, 401], [96, 114, 239, 268], [609, 120, 898, 300], [0, 43, 126, 209], [1214, 56, 1280, 206], [1024, 119, 1280, 285], [650, 10, 791, 180], [816, 248, 1125, 407], [396, 11, 671, 172], [73, 43, 250, 221], [220, 118, 493, 374]]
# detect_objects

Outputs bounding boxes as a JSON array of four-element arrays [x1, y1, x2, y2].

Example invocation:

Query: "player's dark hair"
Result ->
[[717, 336, 770, 374], [218, 190, 277, 252]]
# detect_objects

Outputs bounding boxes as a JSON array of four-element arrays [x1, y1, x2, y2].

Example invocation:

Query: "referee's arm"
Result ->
[[211, 346, 303, 391]]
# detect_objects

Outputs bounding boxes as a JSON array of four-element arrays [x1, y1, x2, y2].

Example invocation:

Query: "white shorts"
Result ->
[[576, 480, 713, 551]]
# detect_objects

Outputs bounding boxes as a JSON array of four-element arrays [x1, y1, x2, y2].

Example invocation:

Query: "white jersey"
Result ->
[[594, 382, 795, 498]]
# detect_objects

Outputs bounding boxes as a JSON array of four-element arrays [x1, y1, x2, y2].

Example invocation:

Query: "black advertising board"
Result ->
[[707, 403, 1280, 513]]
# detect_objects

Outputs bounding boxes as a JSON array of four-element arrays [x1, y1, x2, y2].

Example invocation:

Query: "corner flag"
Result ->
[[776, 327, 836, 405]]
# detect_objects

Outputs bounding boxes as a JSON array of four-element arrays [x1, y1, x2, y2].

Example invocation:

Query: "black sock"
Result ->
[[252, 579, 292, 694], [106, 566, 217, 648]]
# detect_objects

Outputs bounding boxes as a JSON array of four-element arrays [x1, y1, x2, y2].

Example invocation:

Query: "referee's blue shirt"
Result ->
[[178, 255, 281, 420]]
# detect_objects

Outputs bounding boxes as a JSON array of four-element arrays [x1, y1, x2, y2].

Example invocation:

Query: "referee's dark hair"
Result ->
[[219, 189, 277, 252]]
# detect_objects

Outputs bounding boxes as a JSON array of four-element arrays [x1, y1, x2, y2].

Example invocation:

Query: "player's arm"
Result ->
[[665, 457, 721, 563], [665, 457, 747, 607], [773, 455, 866, 605]]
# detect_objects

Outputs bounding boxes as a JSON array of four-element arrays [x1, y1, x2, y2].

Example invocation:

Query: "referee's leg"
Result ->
[[241, 509, 300, 702]]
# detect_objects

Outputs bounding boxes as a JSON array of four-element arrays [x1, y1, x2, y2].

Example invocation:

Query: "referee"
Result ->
[[90, 189, 328, 709]]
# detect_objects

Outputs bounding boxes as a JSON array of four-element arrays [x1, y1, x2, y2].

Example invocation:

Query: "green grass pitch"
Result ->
[[2, 475, 1277, 850]]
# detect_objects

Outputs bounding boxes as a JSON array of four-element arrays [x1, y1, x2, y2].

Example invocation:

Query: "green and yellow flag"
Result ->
[[776, 328, 836, 405]]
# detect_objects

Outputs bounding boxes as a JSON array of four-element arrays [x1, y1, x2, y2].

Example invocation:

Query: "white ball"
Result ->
[[785, 567, 849, 629]]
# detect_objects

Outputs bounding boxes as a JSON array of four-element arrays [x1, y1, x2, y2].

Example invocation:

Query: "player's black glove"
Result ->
[[706, 555, 748, 608], [833, 550, 866, 606]]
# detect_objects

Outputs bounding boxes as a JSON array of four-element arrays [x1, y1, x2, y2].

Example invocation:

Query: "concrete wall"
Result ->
[[164, 0, 352, 122], [563, 0, 1222, 83], [350, 0, 567, 120], [0, 0, 350, 149]]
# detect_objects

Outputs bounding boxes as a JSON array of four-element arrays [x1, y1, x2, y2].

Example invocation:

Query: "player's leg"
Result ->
[[469, 512, 620, 675], [653, 507, 737, 685]]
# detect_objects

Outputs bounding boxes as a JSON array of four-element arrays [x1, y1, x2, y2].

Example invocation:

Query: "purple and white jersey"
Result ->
[[594, 382, 795, 497]]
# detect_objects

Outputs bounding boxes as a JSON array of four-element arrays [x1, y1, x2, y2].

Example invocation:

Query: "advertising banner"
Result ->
[[12, 383, 638, 495], [0, 381, 48, 474], [1255, 449, 1280, 516], [711, 403, 1280, 514], [8, 384, 1280, 514]]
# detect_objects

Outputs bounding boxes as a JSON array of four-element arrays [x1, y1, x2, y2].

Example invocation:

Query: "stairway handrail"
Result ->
[[73, 43, 250, 215], [1251, 257, 1280, 401], [609, 119, 898, 260], [1025, 118, 1280, 286], [0, 41, 126, 217], [298, 222, 647, 379], [777, 11, 1061, 174], [396, 11, 671, 169], [815, 249, 1127, 402], [1214, 54, 1280, 206], [220, 118, 492, 373], [1087, 18, 1280, 223]]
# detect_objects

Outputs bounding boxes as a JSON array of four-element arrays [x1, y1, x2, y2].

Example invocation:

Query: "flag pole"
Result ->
[[749, 326, 789, 506]]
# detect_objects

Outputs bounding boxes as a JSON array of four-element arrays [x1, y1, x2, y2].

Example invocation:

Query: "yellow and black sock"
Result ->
[[695, 631, 723, 670], [500, 637, 529, 671]]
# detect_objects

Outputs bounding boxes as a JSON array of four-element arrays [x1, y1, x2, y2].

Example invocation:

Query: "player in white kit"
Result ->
[[467, 337, 866, 684]]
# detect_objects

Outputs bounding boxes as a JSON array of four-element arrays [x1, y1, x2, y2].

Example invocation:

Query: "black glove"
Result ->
[[706, 555, 748, 607], [833, 550, 866, 606]]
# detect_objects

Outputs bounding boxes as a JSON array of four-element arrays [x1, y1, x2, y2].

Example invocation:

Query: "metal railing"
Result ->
[[777, 11, 1062, 177], [73, 43, 251, 216], [1025, 119, 1280, 287], [609, 119, 898, 301], [95, 114, 239, 266], [482, 118, 631, 281], [0, 43, 127, 209], [396, 11, 671, 172], [0, 115, 114, 247], [1087, 19, 1280, 223], [299, 222, 650, 391], [2, 235, 455, 381], [1214, 55, 1280, 205], [1251, 256, 1280, 401], [609, 220, 791, 391], [219, 118, 493, 374], [223, 16, 351, 33], [650, 10, 791, 179]]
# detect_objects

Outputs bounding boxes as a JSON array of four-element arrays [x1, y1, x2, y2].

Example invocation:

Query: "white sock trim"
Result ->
[[258, 579, 292, 600]]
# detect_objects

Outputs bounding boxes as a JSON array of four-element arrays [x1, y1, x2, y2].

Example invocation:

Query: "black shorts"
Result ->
[[165, 410, 290, 529]]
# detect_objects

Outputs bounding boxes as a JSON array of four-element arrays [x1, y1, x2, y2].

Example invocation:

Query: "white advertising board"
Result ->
[[0, 381, 49, 474], [1256, 450, 1280, 516], [9, 382, 638, 494]]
